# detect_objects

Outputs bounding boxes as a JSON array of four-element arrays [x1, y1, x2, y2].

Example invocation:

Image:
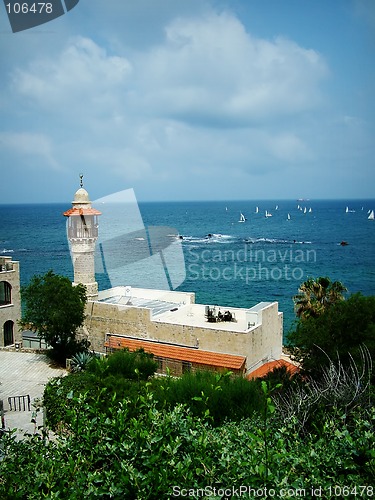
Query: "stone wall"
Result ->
[[0, 258, 22, 347], [84, 300, 283, 374]]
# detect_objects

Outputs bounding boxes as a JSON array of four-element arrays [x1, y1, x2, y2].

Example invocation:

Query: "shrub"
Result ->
[[88, 348, 157, 380]]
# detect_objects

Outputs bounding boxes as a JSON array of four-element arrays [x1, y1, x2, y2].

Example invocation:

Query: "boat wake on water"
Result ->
[[180, 235, 312, 245], [180, 234, 235, 244]]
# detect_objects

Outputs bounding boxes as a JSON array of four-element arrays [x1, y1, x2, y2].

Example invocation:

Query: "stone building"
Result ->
[[0, 256, 22, 347], [64, 182, 283, 376]]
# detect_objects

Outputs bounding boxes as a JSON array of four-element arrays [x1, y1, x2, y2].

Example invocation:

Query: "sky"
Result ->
[[0, 0, 374, 203]]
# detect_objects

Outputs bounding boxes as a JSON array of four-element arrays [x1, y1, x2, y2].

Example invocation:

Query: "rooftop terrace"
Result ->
[[97, 286, 274, 333]]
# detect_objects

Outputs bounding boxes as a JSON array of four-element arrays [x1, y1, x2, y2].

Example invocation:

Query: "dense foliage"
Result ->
[[20, 270, 88, 362], [288, 293, 375, 378], [43, 366, 265, 431], [2, 279, 373, 497], [1, 385, 374, 498]]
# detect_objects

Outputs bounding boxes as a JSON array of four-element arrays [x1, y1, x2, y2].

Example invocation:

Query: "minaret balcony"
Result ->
[[68, 227, 98, 239]]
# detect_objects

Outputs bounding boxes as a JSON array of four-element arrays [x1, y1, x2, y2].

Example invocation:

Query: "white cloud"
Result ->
[[0, 132, 61, 171], [135, 12, 329, 125], [2, 9, 341, 200], [13, 36, 132, 118]]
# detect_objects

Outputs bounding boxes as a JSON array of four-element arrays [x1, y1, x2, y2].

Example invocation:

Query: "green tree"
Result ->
[[288, 293, 375, 377], [20, 270, 89, 363], [293, 276, 347, 320]]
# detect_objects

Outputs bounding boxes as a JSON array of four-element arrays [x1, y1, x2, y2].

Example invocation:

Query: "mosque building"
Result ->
[[64, 180, 284, 377]]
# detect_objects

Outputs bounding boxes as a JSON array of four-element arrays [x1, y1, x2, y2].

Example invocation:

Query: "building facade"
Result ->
[[0, 256, 22, 347]]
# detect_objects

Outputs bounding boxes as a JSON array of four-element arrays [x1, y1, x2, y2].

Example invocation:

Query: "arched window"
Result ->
[[3, 320, 14, 346], [0, 281, 12, 306]]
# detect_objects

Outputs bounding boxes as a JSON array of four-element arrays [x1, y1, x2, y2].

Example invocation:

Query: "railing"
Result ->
[[67, 227, 98, 239], [8, 395, 31, 411]]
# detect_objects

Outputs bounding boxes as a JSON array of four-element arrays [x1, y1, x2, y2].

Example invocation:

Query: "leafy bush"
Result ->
[[288, 293, 375, 378], [151, 370, 265, 425], [1, 389, 374, 498], [88, 348, 157, 380]]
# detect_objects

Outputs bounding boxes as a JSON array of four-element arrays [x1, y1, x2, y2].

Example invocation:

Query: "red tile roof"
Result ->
[[105, 335, 246, 371], [63, 207, 102, 216], [247, 359, 299, 379]]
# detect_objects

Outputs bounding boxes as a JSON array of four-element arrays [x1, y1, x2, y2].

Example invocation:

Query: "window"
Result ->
[[0, 281, 11, 306], [182, 361, 192, 374], [156, 357, 163, 372]]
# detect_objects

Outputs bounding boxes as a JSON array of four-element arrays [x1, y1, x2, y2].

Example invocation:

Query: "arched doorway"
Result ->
[[3, 320, 14, 346]]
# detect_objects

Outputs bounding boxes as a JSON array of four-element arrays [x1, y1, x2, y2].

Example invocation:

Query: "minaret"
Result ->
[[63, 175, 101, 300]]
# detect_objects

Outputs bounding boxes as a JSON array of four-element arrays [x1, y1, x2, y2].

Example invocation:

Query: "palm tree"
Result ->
[[293, 277, 347, 320]]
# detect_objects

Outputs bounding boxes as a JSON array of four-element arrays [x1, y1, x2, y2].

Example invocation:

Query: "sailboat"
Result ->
[[255, 206, 259, 214], [308, 208, 312, 213], [303, 207, 307, 214], [265, 210, 272, 218], [346, 206, 355, 213], [368, 210, 374, 220], [287, 213, 291, 221], [239, 212, 246, 222]]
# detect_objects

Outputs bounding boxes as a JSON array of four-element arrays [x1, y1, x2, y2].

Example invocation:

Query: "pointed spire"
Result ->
[[79, 173, 84, 188]]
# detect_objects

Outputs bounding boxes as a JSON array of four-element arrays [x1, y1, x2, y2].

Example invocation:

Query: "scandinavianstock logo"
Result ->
[[92, 189, 186, 292], [3, 0, 80, 33]]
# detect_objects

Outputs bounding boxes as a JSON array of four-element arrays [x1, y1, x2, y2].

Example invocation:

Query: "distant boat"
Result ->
[[275, 205, 279, 210], [308, 208, 312, 213], [346, 206, 355, 213], [255, 206, 259, 214], [239, 212, 246, 222], [368, 210, 374, 220], [265, 210, 272, 218], [303, 207, 307, 214], [287, 213, 291, 220]]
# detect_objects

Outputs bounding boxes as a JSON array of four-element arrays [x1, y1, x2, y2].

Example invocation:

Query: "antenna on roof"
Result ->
[[79, 173, 84, 188]]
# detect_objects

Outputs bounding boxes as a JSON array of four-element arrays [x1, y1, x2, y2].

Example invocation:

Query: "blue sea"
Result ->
[[1, 199, 375, 336]]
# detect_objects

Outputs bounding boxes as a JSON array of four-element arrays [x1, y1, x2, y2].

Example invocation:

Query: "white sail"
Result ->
[[287, 213, 291, 220], [239, 212, 246, 222], [265, 210, 272, 218], [303, 207, 307, 214], [255, 206, 259, 214], [308, 208, 312, 213], [368, 210, 374, 220]]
